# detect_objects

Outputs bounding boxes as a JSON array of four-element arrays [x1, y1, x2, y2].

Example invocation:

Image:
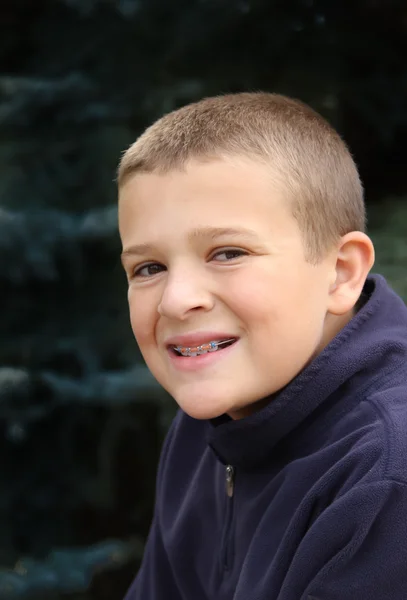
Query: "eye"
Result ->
[[212, 248, 248, 262], [132, 262, 166, 278]]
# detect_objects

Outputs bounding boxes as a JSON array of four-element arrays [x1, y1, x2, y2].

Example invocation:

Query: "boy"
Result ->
[[118, 93, 407, 599]]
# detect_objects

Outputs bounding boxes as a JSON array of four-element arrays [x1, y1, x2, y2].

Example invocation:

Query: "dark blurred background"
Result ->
[[0, 1, 406, 598]]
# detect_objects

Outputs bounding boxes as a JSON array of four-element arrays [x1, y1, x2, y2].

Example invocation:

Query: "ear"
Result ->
[[328, 232, 375, 316]]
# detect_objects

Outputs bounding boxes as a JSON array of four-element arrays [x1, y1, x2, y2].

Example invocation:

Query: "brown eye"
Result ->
[[133, 263, 166, 278], [212, 249, 247, 262]]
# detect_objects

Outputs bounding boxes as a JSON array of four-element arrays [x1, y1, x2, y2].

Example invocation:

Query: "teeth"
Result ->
[[174, 339, 235, 357]]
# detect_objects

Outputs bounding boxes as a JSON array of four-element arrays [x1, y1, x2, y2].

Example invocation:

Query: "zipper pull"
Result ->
[[225, 465, 235, 498]]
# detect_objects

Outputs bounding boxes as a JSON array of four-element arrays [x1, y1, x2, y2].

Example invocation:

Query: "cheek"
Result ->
[[128, 291, 156, 345], [224, 270, 322, 338], [223, 272, 282, 322]]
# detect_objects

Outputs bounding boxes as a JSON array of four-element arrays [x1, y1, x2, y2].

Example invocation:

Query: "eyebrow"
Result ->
[[121, 226, 259, 260]]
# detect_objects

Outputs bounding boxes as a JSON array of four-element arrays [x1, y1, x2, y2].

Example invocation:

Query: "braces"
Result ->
[[174, 338, 235, 357]]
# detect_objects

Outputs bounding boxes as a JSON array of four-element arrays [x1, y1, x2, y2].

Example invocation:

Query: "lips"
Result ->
[[165, 332, 239, 370], [165, 332, 238, 349], [164, 333, 238, 359], [174, 339, 236, 357]]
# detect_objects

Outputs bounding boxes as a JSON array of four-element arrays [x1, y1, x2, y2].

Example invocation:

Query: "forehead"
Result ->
[[118, 158, 297, 243]]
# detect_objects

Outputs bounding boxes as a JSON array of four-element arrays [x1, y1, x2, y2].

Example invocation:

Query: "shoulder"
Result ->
[[335, 358, 407, 488], [363, 362, 407, 484], [305, 362, 407, 495]]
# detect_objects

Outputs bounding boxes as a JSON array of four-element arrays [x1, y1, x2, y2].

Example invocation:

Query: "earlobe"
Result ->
[[328, 232, 375, 316]]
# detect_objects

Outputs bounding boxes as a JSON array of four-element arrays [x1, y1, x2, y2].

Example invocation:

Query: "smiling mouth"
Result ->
[[172, 338, 237, 357]]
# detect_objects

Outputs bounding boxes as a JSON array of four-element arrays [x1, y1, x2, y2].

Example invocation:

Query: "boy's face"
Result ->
[[119, 157, 338, 420]]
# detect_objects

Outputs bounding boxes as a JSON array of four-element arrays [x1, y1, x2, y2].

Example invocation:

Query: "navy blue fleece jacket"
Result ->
[[124, 275, 407, 599]]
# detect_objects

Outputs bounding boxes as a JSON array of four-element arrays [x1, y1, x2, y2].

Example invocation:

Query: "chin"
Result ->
[[173, 390, 235, 421], [179, 389, 275, 421], [178, 401, 228, 421]]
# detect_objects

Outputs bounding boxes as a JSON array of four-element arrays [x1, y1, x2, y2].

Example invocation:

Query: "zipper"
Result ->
[[226, 465, 235, 498], [221, 465, 235, 570]]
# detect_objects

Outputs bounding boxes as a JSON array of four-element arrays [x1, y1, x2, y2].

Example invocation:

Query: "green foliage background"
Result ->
[[0, 1, 406, 599]]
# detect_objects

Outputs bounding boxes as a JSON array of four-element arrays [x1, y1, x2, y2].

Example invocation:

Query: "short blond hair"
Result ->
[[117, 92, 365, 263]]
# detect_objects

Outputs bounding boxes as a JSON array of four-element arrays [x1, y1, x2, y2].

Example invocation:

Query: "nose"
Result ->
[[157, 268, 214, 320]]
